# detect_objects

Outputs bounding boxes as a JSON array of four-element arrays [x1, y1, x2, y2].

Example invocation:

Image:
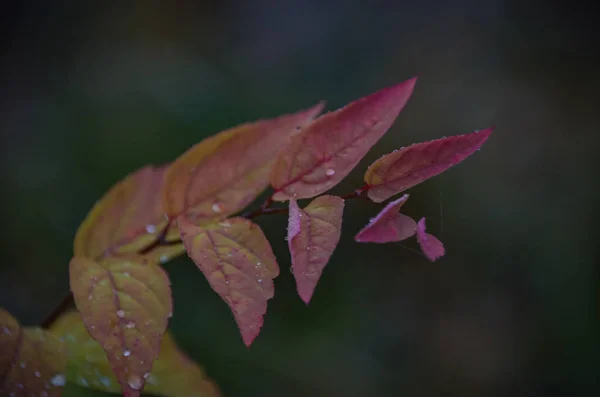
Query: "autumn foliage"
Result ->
[[1, 77, 493, 396]]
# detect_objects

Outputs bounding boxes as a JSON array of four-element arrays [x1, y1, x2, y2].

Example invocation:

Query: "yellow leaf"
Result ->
[[74, 165, 170, 260], [69, 255, 172, 396], [50, 311, 220, 397], [0, 307, 67, 396]]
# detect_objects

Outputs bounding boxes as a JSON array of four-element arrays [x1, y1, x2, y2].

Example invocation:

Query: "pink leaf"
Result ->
[[354, 194, 417, 243], [365, 127, 494, 202], [271, 78, 417, 201], [416, 218, 445, 262], [287, 195, 345, 304], [178, 217, 279, 347]]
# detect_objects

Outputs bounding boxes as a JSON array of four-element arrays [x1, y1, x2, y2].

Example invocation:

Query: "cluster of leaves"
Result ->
[[1, 77, 492, 397]]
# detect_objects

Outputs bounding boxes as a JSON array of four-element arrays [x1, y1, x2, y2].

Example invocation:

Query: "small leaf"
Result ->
[[365, 127, 494, 202], [69, 255, 172, 396], [0, 307, 67, 396], [162, 104, 324, 224], [74, 165, 169, 259], [354, 194, 417, 243], [288, 195, 344, 304], [178, 217, 279, 346], [416, 218, 445, 262], [271, 78, 417, 200], [49, 311, 221, 397]]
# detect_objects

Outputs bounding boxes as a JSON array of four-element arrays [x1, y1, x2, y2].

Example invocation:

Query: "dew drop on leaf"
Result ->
[[325, 168, 336, 176], [116, 309, 125, 318], [34, 370, 41, 377], [146, 224, 157, 233], [123, 349, 131, 356], [211, 203, 223, 213], [128, 374, 143, 390], [50, 373, 66, 386], [125, 320, 136, 329]]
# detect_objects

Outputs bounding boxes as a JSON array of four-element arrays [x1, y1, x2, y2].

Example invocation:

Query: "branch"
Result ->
[[41, 185, 373, 328]]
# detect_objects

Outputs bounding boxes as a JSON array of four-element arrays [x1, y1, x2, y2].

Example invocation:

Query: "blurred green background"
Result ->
[[1, 1, 598, 396]]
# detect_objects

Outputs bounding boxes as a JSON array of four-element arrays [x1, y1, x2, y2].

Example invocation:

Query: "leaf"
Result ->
[[69, 255, 172, 396], [74, 165, 169, 260], [0, 307, 67, 397], [354, 194, 417, 243], [270, 78, 417, 201], [365, 127, 494, 202], [416, 218, 445, 262], [49, 311, 221, 397], [287, 196, 344, 304], [162, 104, 324, 224], [178, 217, 279, 346]]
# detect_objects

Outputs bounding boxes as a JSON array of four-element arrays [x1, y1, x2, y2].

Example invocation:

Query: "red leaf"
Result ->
[[178, 217, 279, 346], [365, 127, 493, 202], [416, 218, 445, 262], [288, 196, 344, 304], [0, 308, 67, 397], [354, 194, 417, 243], [162, 104, 324, 224], [74, 165, 169, 259], [70, 255, 173, 396], [271, 78, 417, 200]]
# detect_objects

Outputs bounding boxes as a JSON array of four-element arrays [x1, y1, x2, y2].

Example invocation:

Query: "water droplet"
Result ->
[[289, 266, 294, 275], [258, 279, 262, 283], [146, 224, 156, 233], [20, 361, 26, 368], [212, 203, 223, 213], [218, 221, 232, 228], [34, 370, 41, 377], [3, 326, 11, 335], [123, 272, 130, 277], [143, 372, 151, 379], [125, 321, 136, 329], [326, 168, 336, 176], [159, 255, 169, 264], [123, 349, 131, 357], [284, 236, 288, 241], [116, 309, 125, 318], [256, 262, 262, 267], [78, 377, 89, 387], [50, 373, 66, 387], [99, 376, 112, 388], [128, 374, 143, 390], [168, 312, 173, 318], [307, 246, 312, 251]]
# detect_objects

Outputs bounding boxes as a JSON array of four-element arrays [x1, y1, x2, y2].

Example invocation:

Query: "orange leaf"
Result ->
[[287, 196, 344, 304], [270, 78, 417, 200], [0, 308, 67, 396], [365, 128, 493, 202], [50, 311, 221, 397], [178, 217, 279, 346], [162, 104, 324, 224], [74, 165, 170, 260], [69, 255, 172, 396]]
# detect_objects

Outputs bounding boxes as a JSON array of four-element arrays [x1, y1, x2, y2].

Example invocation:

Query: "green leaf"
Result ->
[[1, 307, 67, 397], [69, 255, 172, 396], [50, 311, 221, 397], [178, 217, 279, 346], [162, 104, 324, 225]]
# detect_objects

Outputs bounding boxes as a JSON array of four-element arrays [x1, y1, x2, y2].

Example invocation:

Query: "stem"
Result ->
[[41, 185, 373, 328]]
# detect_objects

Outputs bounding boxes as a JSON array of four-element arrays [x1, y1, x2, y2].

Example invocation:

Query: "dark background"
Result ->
[[1, 1, 598, 396]]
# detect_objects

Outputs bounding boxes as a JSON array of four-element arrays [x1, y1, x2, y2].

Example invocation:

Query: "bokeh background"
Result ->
[[1, 1, 598, 396]]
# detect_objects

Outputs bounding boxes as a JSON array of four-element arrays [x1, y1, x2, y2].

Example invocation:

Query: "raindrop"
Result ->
[[125, 321, 136, 329], [128, 375, 143, 390], [123, 349, 131, 357], [258, 279, 262, 283], [325, 168, 336, 176], [143, 372, 151, 379], [256, 262, 262, 267], [3, 326, 11, 335], [99, 376, 111, 388], [34, 370, 41, 377], [159, 255, 169, 264], [123, 272, 130, 277], [146, 224, 156, 233], [50, 374, 66, 387], [116, 310, 125, 318], [212, 203, 223, 213]]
